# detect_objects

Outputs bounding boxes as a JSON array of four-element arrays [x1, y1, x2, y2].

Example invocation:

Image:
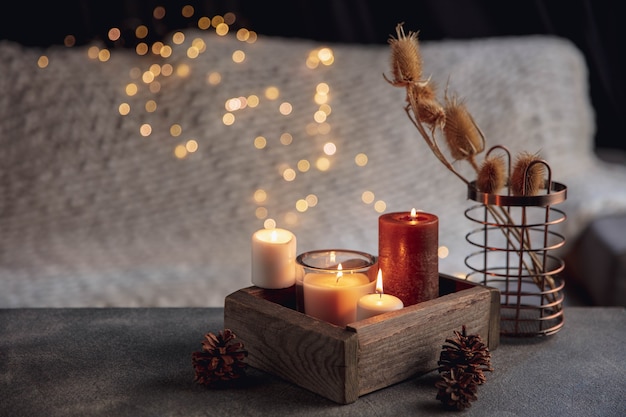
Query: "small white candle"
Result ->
[[303, 264, 375, 326], [251, 228, 297, 289], [356, 270, 404, 321]]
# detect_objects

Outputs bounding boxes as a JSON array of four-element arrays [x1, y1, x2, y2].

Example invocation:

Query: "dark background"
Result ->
[[1, 0, 622, 153]]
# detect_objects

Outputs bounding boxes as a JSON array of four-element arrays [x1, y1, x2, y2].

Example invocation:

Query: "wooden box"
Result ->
[[224, 274, 500, 404]]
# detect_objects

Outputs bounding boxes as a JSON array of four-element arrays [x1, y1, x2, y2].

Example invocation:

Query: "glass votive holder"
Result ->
[[296, 249, 377, 326]]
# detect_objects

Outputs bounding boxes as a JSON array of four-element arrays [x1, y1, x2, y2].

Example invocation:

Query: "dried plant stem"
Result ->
[[489, 205, 560, 308], [387, 23, 559, 306], [467, 155, 480, 174], [457, 147, 559, 305], [405, 92, 556, 301], [408, 105, 558, 305], [404, 105, 469, 185]]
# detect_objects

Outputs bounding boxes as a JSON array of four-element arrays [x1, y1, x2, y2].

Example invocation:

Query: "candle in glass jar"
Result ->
[[378, 209, 438, 306], [295, 249, 376, 314], [251, 228, 297, 289], [303, 263, 375, 326], [356, 270, 404, 320]]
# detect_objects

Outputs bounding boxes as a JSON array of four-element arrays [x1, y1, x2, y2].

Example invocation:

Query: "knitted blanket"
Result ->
[[1, 30, 625, 307]]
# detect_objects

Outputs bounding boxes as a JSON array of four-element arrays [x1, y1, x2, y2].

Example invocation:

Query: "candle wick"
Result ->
[[376, 290, 383, 298]]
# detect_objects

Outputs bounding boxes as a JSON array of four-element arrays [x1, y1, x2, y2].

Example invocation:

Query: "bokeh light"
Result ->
[[145, 100, 157, 112], [297, 160, 310, 172], [323, 142, 337, 156], [254, 136, 267, 149], [140, 124, 152, 137], [282, 168, 296, 182], [88, 8, 379, 232], [232, 50, 245, 63], [170, 124, 182, 137], [37, 56, 49, 68], [108, 28, 121, 42], [280, 133, 293, 145], [355, 153, 368, 166], [216, 23, 229, 36], [118, 103, 131, 116], [305, 194, 318, 206], [153, 6, 166, 20], [222, 113, 235, 126], [254, 189, 267, 203], [279, 102, 293, 116], [207, 72, 222, 85], [198, 17, 211, 30], [135, 25, 148, 39], [265, 86, 280, 100], [125, 83, 138, 96], [185, 139, 199, 152], [361, 191, 375, 204], [316, 157, 331, 171]]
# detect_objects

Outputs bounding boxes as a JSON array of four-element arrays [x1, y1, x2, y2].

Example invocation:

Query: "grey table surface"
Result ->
[[1, 306, 624, 417]]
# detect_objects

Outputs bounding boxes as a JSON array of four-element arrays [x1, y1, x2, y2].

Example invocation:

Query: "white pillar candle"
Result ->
[[356, 270, 404, 321], [303, 264, 375, 326], [251, 228, 297, 289]]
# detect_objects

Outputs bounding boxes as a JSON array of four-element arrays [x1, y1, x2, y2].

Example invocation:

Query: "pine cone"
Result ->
[[192, 328, 248, 387], [435, 326, 493, 410], [437, 325, 493, 385], [435, 368, 479, 410]]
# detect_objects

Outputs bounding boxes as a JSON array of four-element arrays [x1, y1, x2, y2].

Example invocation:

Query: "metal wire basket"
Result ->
[[464, 147, 567, 337]]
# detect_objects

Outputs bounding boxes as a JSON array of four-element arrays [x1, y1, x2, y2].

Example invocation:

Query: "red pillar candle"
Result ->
[[378, 209, 439, 306]]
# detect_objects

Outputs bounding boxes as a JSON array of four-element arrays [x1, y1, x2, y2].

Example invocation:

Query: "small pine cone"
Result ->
[[435, 368, 479, 410], [437, 325, 493, 385], [192, 329, 248, 387]]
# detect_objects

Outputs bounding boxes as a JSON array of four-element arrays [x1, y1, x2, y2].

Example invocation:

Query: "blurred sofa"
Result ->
[[2, 29, 625, 307]]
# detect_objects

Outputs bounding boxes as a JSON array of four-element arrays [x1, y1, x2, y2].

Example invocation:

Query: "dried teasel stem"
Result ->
[[443, 93, 485, 172], [384, 22, 425, 88], [408, 82, 446, 130], [477, 155, 506, 194], [510, 151, 545, 196], [385, 23, 560, 308], [386, 24, 468, 184], [479, 147, 558, 301], [403, 104, 469, 185], [385, 23, 446, 132], [440, 104, 556, 300], [486, 205, 560, 307], [509, 154, 559, 305]]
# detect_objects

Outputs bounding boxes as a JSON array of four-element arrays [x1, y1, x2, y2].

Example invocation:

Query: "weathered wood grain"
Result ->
[[224, 275, 500, 404], [224, 287, 360, 404]]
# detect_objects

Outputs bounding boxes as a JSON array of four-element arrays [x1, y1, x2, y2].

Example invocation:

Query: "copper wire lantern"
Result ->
[[464, 146, 567, 337]]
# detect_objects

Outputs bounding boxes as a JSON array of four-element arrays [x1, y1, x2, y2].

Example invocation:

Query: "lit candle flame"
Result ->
[[270, 229, 277, 242], [410, 208, 417, 218], [336, 263, 343, 283], [375, 269, 384, 295]]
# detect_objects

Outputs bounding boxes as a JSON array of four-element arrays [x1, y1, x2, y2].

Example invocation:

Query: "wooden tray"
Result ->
[[224, 273, 500, 404]]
